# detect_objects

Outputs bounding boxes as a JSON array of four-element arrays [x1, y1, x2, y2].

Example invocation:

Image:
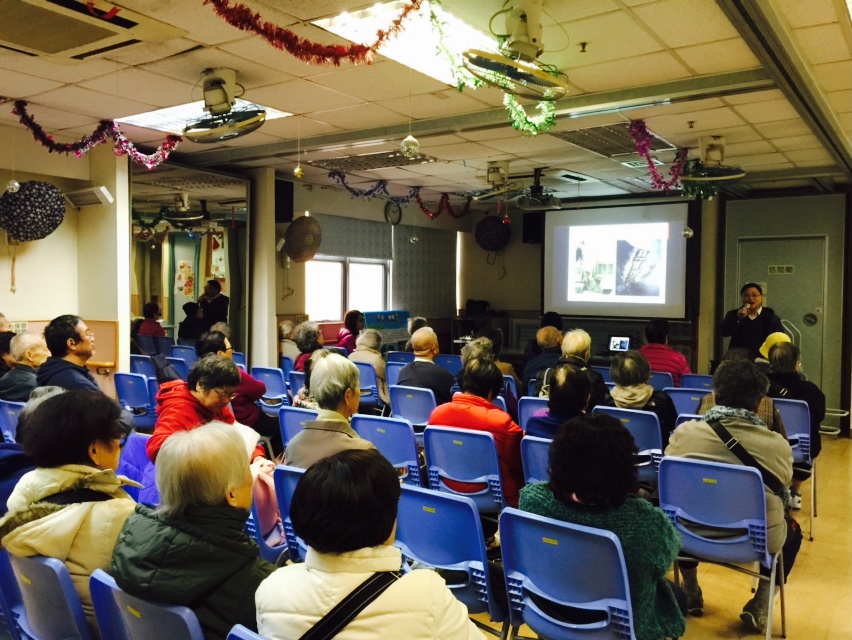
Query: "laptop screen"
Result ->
[[609, 336, 631, 352]]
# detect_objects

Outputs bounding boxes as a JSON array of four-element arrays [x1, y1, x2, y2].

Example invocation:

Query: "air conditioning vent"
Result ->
[[307, 150, 439, 172], [64, 186, 114, 208], [551, 123, 674, 158]]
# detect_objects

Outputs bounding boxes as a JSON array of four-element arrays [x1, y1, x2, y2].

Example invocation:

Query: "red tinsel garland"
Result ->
[[629, 119, 688, 192], [204, 0, 423, 65], [415, 192, 472, 220]]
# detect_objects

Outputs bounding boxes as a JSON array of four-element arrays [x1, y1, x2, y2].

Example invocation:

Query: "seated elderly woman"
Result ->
[[294, 321, 324, 372], [110, 422, 276, 640], [525, 364, 591, 438], [476, 327, 521, 391], [279, 320, 300, 362], [461, 337, 518, 423], [0, 391, 137, 634], [403, 316, 428, 352], [604, 350, 677, 448], [428, 358, 524, 507], [348, 329, 389, 405], [520, 413, 686, 640], [256, 449, 482, 639], [284, 353, 374, 469], [292, 349, 326, 410]]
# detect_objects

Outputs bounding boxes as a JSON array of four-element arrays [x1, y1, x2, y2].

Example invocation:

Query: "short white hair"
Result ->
[[356, 329, 382, 351], [311, 353, 360, 410], [10, 333, 45, 362], [279, 320, 295, 340], [156, 422, 250, 518], [563, 329, 592, 357]]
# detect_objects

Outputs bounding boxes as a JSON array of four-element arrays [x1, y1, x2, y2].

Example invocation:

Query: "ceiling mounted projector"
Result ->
[[516, 194, 562, 210]]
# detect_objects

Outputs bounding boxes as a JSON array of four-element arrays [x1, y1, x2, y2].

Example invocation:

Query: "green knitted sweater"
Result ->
[[519, 483, 686, 640]]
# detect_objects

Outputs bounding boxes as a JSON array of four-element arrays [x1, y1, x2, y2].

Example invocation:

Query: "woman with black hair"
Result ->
[[520, 413, 686, 640]]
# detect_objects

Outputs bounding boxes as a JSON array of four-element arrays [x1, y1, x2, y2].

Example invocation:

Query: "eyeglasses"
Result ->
[[214, 388, 238, 401]]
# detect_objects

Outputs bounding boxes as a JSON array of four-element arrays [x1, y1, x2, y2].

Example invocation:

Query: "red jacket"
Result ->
[[147, 380, 262, 461], [231, 369, 266, 427], [428, 393, 524, 507], [336, 328, 356, 355], [638, 343, 691, 387], [137, 318, 165, 337]]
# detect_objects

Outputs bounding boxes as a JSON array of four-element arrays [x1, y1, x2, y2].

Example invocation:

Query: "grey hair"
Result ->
[[156, 422, 250, 519], [461, 337, 494, 365], [279, 320, 295, 340], [714, 360, 768, 411], [19, 386, 66, 423], [210, 322, 231, 338], [356, 329, 382, 351], [610, 350, 650, 386], [563, 329, 592, 358], [10, 333, 45, 362], [311, 353, 360, 410], [295, 321, 322, 352]]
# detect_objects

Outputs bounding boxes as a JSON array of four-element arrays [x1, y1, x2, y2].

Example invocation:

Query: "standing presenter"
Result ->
[[720, 282, 783, 358]]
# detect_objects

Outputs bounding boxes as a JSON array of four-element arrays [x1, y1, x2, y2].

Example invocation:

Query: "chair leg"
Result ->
[[765, 556, 777, 640], [778, 553, 786, 639]]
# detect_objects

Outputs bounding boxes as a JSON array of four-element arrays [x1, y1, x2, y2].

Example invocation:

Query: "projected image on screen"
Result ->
[[568, 223, 668, 304]]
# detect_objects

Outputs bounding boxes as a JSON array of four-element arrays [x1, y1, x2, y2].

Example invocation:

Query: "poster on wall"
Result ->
[[209, 233, 227, 279], [169, 233, 201, 326]]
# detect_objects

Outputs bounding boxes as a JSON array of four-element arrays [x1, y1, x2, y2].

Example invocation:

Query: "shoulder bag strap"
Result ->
[[41, 488, 114, 505], [298, 571, 400, 640], [706, 419, 787, 497]]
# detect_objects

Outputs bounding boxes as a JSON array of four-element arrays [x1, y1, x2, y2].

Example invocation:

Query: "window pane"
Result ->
[[349, 262, 386, 311], [305, 260, 343, 321]]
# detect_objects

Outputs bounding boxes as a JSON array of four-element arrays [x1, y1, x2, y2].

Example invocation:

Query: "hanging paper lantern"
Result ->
[[475, 215, 511, 252], [0, 181, 66, 242]]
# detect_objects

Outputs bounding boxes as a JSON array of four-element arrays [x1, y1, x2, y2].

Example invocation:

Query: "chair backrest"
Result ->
[[89, 569, 130, 640], [434, 354, 463, 376], [154, 335, 176, 356], [147, 377, 160, 407], [387, 351, 414, 364], [116, 432, 153, 502], [0, 400, 25, 444], [324, 346, 347, 357], [503, 375, 518, 398], [663, 387, 704, 416], [232, 351, 247, 367], [517, 396, 548, 430], [226, 625, 265, 640], [681, 373, 713, 390], [648, 371, 674, 391], [114, 373, 157, 430], [773, 397, 812, 463], [135, 334, 156, 355], [251, 367, 288, 398], [351, 415, 422, 486], [352, 361, 382, 407], [0, 549, 26, 640], [593, 406, 662, 483], [176, 338, 197, 348], [170, 345, 198, 369], [89, 569, 204, 640], [388, 385, 436, 428], [247, 489, 288, 565], [605, 381, 616, 390], [280, 355, 294, 379], [527, 379, 536, 397], [386, 362, 404, 388], [165, 357, 189, 381], [272, 465, 307, 562], [675, 413, 702, 428], [423, 426, 505, 513], [659, 457, 771, 566], [278, 406, 318, 448], [590, 365, 612, 382], [491, 395, 507, 413], [499, 508, 634, 640], [395, 486, 506, 622], [9, 554, 92, 640], [288, 371, 305, 393], [521, 436, 552, 485], [130, 354, 157, 380]]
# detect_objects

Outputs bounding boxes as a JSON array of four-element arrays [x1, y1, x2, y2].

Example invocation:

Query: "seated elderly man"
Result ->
[[348, 329, 389, 405], [533, 328, 609, 408], [666, 360, 799, 633], [396, 327, 456, 406], [0, 333, 50, 402], [522, 326, 563, 393], [284, 354, 374, 469]]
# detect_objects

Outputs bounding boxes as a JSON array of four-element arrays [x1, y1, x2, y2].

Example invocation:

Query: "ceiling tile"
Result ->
[[218, 34, 341, 79], [551, 12, 664, 68], [624, 98, 725, 121], [664, 124, 762, 147], [675, 38, 761, 75], [309, 61, 449, 102], [311, 103, 409, 129], [103, 38, 203, 66], [723, 89, 785, 105], [784, 148, 835, 163], [776, 1, 840, 28], [825, 90, 852, 113], [736, 153, 793, 167], [258, 115, 342, 139], [794, 24, 852, 65], [217, 131, 283, 147], [247, 79, 364, 114], [769, 133, 824, 151], [0, 51, 123, 84], [0, 67, 62, 98], [733, 99, 801, 124], [479, 134, 576, 154], [811, 60, 852, 91], [568, 52, 691, 93], [79, 69, 197, 108], [754, 118, 815, 138], [542, 0, 620, 22], [26, 85, 158, 119], [724, 140, 777, 156], [376, 89, 492, 119], [0, 103, 97, 131], [631, 0, 740, 48], [644, 107, 747, 137], [422, 141, 499, 161], [140, 47, 294, 87]]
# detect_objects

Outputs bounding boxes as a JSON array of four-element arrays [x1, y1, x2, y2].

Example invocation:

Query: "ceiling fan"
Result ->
[[469, 160, 525, 202], [182, 68, 266, 144], [680, 136, 746, 198], [162, 193, 206, 227]]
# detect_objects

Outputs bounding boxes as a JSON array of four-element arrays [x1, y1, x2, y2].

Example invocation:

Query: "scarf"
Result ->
[[704, 404, 766, 428], [610, 383, 654, 408]]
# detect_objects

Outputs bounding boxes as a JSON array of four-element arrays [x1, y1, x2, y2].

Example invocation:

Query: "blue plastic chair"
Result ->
[[90, 569, 204, 640], [648, 371, 674, 391], [605, 381, 616, 391], [503, 375, 518, 398], [280, 355, 294, 381], [352, 361, 386, 414], [8, 554, 93, 640], [116, 432, 152, 502], [278, 406, 318, 449], [389, 385, 436, 432], [593, 406, 662, 484], [114, 372, 157, 430], [324, 346, 347, 357], [434, 354, 463, 376], [251, 367, 290, 415], [521, 436, 552, 485], [176, 338, 197, 348], [246, 498, 288, 565], [386, 362, 404, 388], [499, 508, 636, 640], [351, 415, 422, 486], [527, 379, 536, 397], [170, 345, 198, 370], [774, 397, 815, 540], [590, 365, 612, 382], [517, 396, 548, 430], [395, 486, 507, 633], [681, 373, 713, 390], [232, 351, 247, 367], [659, 457, 786, 640], [387, 351, 414, 364], [135, 334, 156, 356], [288, 371, 305, 394], [166, 357, 189, 381], [492, 395, 507, 412], [675, 413, 702, 428], [226, 625, 265, 640], [154, 335, 176, 357], [423, 426, 505, 514], [130, 354, 158, 380], [0, 549, 26, 640], [664, 387, 705, 417], [272, 465, 307, 562], [147, 377, 160, 406], [0, 400, 25, 444]]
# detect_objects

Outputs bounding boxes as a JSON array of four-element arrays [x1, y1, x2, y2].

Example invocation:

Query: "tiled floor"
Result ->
[[474, 434, 852, 639]]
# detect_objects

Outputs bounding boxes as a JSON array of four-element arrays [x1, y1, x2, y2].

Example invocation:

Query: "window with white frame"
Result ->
[[305, 256, 390, 321]]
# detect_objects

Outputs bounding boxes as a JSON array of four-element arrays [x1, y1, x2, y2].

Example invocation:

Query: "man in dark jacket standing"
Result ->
[[0, 333, 50, 402]]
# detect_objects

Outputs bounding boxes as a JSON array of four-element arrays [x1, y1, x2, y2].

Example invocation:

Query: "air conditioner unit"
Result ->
[[64, 186, 114, 208], [0, 0, 185, 60]]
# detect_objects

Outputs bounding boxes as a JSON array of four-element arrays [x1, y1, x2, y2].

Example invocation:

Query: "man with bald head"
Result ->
[[0, 333, 50, 402], [522, 326, 563, 393], [396, 327, 457, 406]]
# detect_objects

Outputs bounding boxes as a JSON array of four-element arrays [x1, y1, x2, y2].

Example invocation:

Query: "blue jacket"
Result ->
[[36, 357, 101, 392]]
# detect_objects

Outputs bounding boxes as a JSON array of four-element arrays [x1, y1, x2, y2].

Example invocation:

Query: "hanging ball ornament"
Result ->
[[293, 163, 304, 179], [502, 212, 511, 225], [400, 134, 420, 159], [5, 180, 20, 194]]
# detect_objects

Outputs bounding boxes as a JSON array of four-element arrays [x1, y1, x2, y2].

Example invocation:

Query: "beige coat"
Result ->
[[283, 410, 374, 469], [256, 544, 484, 640], [0, 465, 137, 634], [348, 346, 389, 404]]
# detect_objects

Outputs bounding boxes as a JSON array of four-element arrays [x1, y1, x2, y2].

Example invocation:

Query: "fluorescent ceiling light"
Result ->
[[116, 99, 291, 134], [313, 1, 494, 86]]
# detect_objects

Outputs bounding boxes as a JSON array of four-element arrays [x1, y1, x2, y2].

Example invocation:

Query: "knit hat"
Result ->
[[759, 332, 791, 359]]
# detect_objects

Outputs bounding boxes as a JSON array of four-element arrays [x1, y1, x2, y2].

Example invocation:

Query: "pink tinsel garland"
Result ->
[[629, 120, 688, 192]]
